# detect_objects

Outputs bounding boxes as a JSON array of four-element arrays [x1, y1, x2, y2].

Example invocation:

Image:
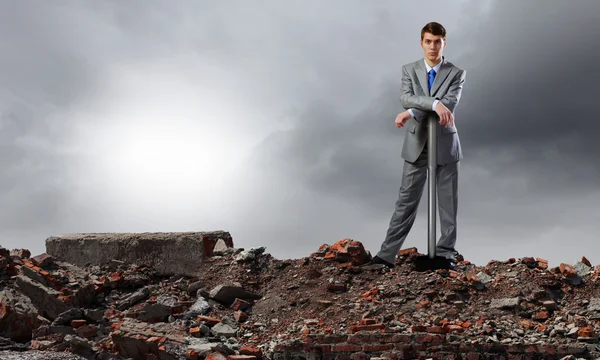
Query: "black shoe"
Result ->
[[364, 255, 395, 268], [447, 260, 458, 271]]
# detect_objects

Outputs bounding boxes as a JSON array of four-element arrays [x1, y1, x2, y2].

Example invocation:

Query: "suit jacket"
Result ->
[[399, 56, 466, 165]]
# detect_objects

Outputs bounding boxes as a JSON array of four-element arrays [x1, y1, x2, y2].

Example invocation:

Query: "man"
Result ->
[[368, 22, 466, 269]]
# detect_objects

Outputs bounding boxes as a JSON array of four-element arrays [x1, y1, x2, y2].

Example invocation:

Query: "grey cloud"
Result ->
[[1, 0, 598, 268], [450, 1, 600, 208]]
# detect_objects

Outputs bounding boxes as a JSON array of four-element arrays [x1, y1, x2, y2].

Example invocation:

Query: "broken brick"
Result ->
[[234, 311, 248, 323], [206, 353, 227, 360], [231, 298, 251, 311], [578, 326, 595, 337], [70, 319, 87, 328], [359, 318, 377, 325], [559, 263, 577, 278], [398, 247, 418, 257], [349, 323, 385, 333], [189, 327, 201, 337], [239, 345, 262, 359], [30, 253, 54, 268], [532, 311, 549, 321]]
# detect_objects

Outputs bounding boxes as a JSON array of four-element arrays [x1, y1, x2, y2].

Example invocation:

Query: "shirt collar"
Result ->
[[424, 56, 443, 73]]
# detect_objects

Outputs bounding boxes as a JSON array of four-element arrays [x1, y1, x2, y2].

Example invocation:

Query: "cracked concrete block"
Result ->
[[45, 231, 234, 276]]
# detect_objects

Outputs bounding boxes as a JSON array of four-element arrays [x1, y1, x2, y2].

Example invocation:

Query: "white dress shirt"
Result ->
[[407, 58, 442, 119]]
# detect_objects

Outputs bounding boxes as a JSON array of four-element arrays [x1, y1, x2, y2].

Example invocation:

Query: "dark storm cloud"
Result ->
[[455, 0, 600, 193], [233, 0, 600, 264]]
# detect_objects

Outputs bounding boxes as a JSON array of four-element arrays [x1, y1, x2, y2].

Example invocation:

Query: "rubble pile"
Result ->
[[2, 237, 600, 359]]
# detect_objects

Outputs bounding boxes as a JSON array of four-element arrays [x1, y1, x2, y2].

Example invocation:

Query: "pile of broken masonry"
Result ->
[[2, 239, 600, 360]]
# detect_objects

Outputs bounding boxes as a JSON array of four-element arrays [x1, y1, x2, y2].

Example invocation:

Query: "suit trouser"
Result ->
[[376, 140, 459, 263]]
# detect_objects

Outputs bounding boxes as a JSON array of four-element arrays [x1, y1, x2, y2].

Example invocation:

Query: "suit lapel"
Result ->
[[430, 57, 452, 96], [415, 60, 431, 95]]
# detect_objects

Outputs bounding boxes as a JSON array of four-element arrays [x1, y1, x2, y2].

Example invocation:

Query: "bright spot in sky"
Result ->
[[71, 60, 259, 225]]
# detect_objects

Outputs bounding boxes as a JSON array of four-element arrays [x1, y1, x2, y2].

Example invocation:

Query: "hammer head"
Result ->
[[414, 255, 453, 272]]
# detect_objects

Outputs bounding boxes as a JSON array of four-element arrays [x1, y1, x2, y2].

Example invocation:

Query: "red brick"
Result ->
[[31, 253, 53, 267], [520, 320, 534, 330], [409, 325, 426, 333], [231, 298, 251, 311], [189, 327, 201, 337], [349, 324, 384, 333], [70, 319, 87, 328], [424, 290, 437, 297], [426, 326, 447, 334], [538, 346, 556, 354], [559, 263, 577, 278], [321, 335, 347, 344], [532, 311, 549, 320], [415, 334, 445, 343], [379, 353, 397, 360], [578, 325, 595, 337], [206, 354, 227, 360], [197, 315, 221, 326], [350, 353, 369, 360], [378, 334, 395, 343], [362, 344, 393, 352], [444, 325, 465, 333], [582, 256, 592, 267], [398, 247, 417, 256], [415, 299, 430, 309], [331, 344, 362, 352], [532, 290, 547, 298], [186, 350, 199, 360], [508, 344, 526, 353]]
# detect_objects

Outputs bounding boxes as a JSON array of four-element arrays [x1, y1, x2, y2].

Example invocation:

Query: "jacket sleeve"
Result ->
[[399, 65, 438, 111], [407, 108, 429, 122], [439, 69, 466, 113]]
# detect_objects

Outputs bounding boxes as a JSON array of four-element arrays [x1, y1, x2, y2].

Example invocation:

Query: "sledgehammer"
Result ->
[[413, 116, 453, 272]]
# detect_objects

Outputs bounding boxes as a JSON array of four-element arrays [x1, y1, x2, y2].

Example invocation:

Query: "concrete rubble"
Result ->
[[1, 235, 600, 359]]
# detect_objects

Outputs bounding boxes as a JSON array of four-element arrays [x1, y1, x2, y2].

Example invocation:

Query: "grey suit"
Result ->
[[375, 56, 466, 263]]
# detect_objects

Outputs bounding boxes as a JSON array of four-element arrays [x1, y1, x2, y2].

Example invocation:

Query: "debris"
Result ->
[[1, 240, 599, 359]]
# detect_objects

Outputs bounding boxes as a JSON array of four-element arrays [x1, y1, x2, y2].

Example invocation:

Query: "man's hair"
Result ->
[[421, 22, 446, 40]]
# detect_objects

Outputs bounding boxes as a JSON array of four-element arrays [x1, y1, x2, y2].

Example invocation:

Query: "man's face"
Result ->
[[420, 32, 445, 62]]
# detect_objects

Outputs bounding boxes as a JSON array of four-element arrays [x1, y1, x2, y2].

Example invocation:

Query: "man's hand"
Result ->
[[435, 102, 454, 127], [395, 111, 412, 128]]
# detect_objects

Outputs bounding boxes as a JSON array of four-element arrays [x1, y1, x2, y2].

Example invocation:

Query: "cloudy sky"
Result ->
[[1, 0, 598, 268]]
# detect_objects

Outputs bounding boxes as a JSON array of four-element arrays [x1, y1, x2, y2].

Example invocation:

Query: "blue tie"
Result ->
[[428, 69, 436, 92]]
